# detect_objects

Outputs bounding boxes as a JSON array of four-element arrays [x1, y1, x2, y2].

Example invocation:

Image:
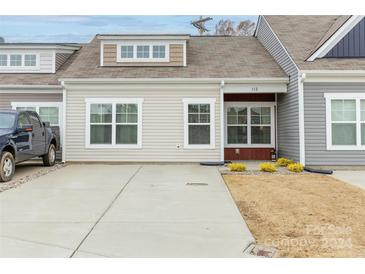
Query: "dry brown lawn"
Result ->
[[223, 174, 365, 257]]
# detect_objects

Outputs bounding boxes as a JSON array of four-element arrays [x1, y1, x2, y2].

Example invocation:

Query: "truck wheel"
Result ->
[[0, 152, 15, 182], [43, 144, 56, 167]]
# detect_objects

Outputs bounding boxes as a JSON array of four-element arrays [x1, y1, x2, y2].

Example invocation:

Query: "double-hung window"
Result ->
[[152, 45, 166, 58], [183, 98, 215, 149], [325, 93, 365, 150], [86, 99, 143, 148], [225, 103, 274, 147]]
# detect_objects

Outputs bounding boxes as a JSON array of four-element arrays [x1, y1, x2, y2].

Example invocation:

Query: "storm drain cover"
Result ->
[[186, 182, 209, 186]]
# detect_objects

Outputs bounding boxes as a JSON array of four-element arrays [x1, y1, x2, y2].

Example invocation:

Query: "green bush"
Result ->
[[260, 163, 277, 172], [228, 163, 247, 172], [287, 163, 304, 173], [276, 157, 294, 167]]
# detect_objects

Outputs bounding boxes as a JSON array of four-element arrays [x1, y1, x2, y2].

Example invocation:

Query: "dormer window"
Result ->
[[10, 54, 22, 66], [137, 45, 150, 58], [121, 45, 133, 59], [153, 45, 166, 58], [0, 54, 7, 66], [24, 54, 37, 66], [116, 43, 170, 62]]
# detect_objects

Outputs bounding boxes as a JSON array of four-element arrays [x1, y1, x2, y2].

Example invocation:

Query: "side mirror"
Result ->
[[17, 124, 33, 133]]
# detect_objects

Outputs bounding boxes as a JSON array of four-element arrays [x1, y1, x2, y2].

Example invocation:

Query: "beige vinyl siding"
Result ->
[[65, 83, 221, 162], [103, 43, 184, 66], [0, 92, 62, 110]]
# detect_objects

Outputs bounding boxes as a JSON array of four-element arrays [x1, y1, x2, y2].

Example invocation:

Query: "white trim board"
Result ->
[[307, 15, 364, 61]]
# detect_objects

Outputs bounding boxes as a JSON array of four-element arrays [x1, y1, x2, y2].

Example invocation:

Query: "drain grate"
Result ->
[[186, 182, 209, 186]]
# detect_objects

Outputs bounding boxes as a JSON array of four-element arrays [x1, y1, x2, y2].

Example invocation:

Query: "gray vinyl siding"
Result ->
[[256, 16, 300, 161], [304, 83, 365, 166], [39, 51, 54, 73], [0, 92, 62, 110], [65, 83, 221, 162], [326, 17, 365, 58]]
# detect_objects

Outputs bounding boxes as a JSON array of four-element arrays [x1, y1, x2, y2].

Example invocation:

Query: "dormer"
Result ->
[[98, 34, 189, 67], [0, 43, 80, 73]]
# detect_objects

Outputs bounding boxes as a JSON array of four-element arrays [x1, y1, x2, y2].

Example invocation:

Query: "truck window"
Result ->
[[28, 112, 42, 130], [17, 113, 30, 127]]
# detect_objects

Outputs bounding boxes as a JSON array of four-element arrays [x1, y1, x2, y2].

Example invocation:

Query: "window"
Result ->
[[137, 45, 150, 58], [24, 54, 37, 66], [183, 98, 215, 149], [153, 45, 165, 58], [227, 107, 247, 144], [10, 54, 22, 66], [116, 43, 169, 62], [39, 107, 59, 125], [12, 103, 61, 126], [0, 54, 7, 66], [17, 113, 30, 127], [121, 45, 134, 59], [251, 107, 271, 144], [225, 103, 274, 147], [85, 98, 143, 148], [325, 94, 365, 150], [90, 104, 113, 145]]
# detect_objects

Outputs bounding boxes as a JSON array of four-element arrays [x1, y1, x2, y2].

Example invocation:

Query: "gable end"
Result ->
[[325, 17, 365, 58]]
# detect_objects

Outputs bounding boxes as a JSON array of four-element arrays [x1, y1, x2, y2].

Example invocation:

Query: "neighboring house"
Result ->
[[255, 15, 365, 166], [0, 43, 81, 153], [1, 15, 365, 166]]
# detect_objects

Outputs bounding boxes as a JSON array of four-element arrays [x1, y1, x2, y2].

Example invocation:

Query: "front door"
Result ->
[[225, 102, 275, 160]]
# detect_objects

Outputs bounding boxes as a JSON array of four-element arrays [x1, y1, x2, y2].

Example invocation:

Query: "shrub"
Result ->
[[287, 163, 304, 173], [276, 157, 294, 167], [260, 163, 277, 172], [228, 163, 247, 172]]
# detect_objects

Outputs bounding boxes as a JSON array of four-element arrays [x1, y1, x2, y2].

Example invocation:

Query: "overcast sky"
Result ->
[[0, 15, 258, 43]]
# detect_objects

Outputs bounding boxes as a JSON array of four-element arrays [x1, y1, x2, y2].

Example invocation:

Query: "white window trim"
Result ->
[[325, 93, 365, 150], [224, 102, 275, 148], [85, 98, 143, 149], [116, 41, 170, 63], [0, 53, 40, 70], [183, 98, 216, 149]]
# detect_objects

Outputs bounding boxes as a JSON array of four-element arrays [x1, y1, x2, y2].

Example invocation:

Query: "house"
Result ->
[[1, 15, 365, 166], [255, 15, 365, 166]]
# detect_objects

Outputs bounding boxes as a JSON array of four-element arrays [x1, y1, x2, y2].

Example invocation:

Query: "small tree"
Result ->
[[214, 19, 255, 36]]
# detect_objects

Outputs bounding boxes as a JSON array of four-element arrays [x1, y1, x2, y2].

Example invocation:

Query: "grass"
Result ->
[[223, 174, 365, 257]]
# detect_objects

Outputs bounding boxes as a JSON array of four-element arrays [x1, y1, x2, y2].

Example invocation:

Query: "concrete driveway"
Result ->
[[0, 164, 254, 257], [332, 171, 365, 190]]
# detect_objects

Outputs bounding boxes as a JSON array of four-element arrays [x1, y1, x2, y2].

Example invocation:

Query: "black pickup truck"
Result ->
[[0, 110, 59, 182]]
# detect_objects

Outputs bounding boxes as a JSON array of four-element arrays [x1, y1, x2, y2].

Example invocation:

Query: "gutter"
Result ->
[[59, 77, 289, 85], [0, 84, 62, 90]]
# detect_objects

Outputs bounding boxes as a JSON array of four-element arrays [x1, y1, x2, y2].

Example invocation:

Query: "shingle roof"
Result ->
[[0, 49, 80, 86], [61, 36, 286, 79], [264, 15, 365, 70]]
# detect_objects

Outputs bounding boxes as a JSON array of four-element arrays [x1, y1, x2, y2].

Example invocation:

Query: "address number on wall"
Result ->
[[251, 87, 259, 92]]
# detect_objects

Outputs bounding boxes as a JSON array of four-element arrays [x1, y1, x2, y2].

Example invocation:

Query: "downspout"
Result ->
[[220, 80, 225, 162], [275, 93, 278, 156], [61, 81, 66, 163], [298, 73, 306, 165]]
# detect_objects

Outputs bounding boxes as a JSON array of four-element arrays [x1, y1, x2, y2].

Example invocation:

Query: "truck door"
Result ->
[[13, 112, 32, 161], [27, 112, 47, 157]]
